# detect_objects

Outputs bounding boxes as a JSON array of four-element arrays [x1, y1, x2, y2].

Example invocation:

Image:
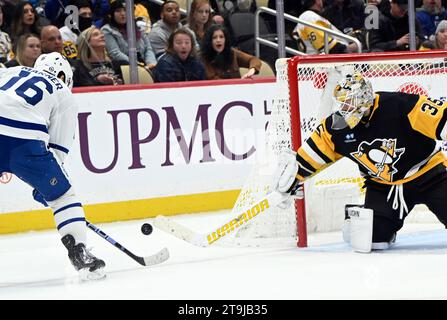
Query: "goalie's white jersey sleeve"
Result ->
[[0, 66, 77, 163]]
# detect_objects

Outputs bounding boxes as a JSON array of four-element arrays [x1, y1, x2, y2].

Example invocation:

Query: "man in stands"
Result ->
[[149, 0, 182, 58], [416, 0, 447, 39], [40, 25, 64, 54], [272, 72, 447, 253], [368, 0, 424, 51], [59, 0, 94, 59]]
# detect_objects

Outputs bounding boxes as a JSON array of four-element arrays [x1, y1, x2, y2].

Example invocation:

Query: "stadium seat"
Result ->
[[239, 59, 275, 77], [120, 65, 154, 84]]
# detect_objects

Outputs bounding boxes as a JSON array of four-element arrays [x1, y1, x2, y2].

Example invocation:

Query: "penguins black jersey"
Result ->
[[296, 91, 447, 185]]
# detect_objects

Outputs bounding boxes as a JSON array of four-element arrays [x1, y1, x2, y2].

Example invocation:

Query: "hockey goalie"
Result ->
[[272, 72, 447, 253]]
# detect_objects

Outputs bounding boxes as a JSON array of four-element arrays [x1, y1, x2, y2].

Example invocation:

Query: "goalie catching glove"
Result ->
[[271, 150, 304, 208]]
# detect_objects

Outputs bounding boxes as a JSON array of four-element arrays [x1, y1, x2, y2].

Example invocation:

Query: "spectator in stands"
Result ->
[[101, 0, 156, 69], [200, 24, 261, 79], [416, 0, 447, 39], [322, 0, 365, 33], [368, 0, 424, 51], [10, 1, 43, 45], [4, 33, 41, 67], [293, 0, 359, 54], [0, 4, 12, 63], [152, 27, 206, 82], [149, 0, 182, 58], [73, 26, 123, 86], [40, 25, 63, 53], [420, 19, 447, 48], [184, 0, 214, 50], [59, 0, 93, 59]]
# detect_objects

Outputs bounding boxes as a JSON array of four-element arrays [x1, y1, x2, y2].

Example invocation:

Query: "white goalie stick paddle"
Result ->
[[153, 191, 290, 247]]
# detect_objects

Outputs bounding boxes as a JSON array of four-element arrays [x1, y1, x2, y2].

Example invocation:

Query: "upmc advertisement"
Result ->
[[0, 79, 277, 232]]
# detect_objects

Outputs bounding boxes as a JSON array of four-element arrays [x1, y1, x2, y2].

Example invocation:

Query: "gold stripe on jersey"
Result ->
[[369, 151, 447, 185], [407, 95, 447, 140], [314, 121, 342, 162], [296, 121, 343, 181]]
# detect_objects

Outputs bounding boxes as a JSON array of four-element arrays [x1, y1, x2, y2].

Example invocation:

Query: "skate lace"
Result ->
[[386, 184, 408, 220]]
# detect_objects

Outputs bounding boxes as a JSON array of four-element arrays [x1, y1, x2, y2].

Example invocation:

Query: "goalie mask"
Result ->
[[34, 52, 73, 90], [332, 73, 374, 129]]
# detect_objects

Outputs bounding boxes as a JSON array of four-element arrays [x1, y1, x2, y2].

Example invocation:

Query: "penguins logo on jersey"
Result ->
[[350, 138, 405, 182]]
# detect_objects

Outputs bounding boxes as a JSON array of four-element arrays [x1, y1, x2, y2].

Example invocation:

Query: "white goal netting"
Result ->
[[229, 52, 447, 247]]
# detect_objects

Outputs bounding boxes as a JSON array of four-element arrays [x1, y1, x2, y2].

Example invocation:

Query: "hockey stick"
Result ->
[[153, 191, 289, 247], [86, 220, 169, 266]]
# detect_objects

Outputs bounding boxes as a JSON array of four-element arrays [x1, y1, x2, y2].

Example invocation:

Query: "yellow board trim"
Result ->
[[0, 190, 241, 234]]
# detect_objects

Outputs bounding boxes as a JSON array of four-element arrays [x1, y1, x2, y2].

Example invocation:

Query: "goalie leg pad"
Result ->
[[345, 206, 373, 253], [342, 204, 364, 244]]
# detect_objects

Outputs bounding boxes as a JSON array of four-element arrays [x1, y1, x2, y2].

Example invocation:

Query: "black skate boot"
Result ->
[[61, 234, 106, 280]]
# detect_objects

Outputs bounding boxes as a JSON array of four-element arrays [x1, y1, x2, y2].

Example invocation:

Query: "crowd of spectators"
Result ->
[[292, 0, 447, 54], [0, 0, 444, 88], [0, 0, 265, 87]]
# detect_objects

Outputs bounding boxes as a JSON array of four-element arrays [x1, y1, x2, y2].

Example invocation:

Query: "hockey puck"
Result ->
[[141, 223, 153, 235]]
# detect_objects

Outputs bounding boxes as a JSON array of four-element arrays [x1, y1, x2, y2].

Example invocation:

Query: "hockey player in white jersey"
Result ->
[[0, 52, 105, 280]]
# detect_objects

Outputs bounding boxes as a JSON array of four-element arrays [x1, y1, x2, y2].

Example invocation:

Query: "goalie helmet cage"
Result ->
[[230, 50, 447, 248]]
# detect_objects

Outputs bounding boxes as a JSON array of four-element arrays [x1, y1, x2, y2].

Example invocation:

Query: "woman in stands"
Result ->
[[73, 26, 123, 86], [4, 33, 41, 67], [152, 27, 206, 82], [9, 1, 42, 46], [101, 0, 157, 70], [200, 23, 261, 79], [183, 0, 214, 51]]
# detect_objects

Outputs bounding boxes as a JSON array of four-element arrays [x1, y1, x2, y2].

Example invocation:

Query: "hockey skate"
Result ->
[[61, 234, 106, 280]]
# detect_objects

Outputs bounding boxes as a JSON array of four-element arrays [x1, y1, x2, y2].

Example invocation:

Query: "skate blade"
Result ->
[[78, 268, 106, 281]]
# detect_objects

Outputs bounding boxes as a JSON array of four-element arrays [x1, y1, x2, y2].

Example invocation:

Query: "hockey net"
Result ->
[[228, 51, 447, 247]]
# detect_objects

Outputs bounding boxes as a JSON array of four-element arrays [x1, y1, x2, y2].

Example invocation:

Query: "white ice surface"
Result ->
[[1, 210, 447, 300]]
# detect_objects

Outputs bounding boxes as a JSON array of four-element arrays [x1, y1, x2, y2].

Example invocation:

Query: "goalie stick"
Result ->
[[86, 220, 169, 266], [153, 191, 289, 247]]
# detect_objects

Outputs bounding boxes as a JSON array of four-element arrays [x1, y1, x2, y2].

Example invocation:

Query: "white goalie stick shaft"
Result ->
[[86, 220, 169, 266], [153, 191, 289, 247]]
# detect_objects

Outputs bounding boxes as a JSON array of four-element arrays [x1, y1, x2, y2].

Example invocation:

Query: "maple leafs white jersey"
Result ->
[[0, 66, 77, 163]]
